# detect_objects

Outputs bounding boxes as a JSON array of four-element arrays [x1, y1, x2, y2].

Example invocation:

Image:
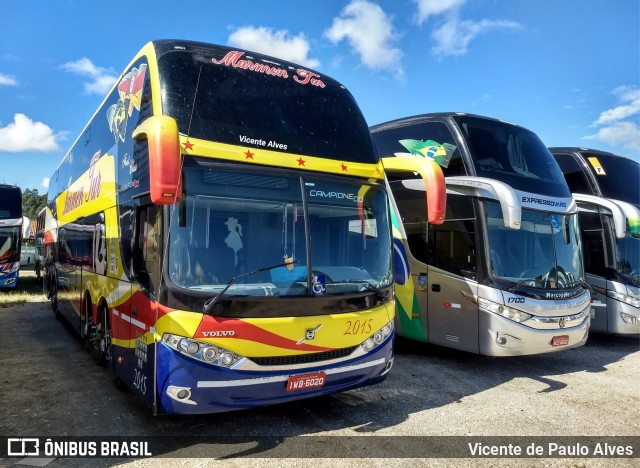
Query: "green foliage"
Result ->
[[22, 188, 47, 220]]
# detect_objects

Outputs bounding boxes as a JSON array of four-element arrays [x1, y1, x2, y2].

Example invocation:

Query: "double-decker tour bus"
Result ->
[[370, 113, 591, 356], [0, 184, 23, 289], [42, 40, 445, 414], [550, 147, 639, 334]]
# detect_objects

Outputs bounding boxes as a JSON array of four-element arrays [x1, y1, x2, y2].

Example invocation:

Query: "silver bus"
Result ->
[[550, 147, 639, 334], [371, 113, 591, 356]]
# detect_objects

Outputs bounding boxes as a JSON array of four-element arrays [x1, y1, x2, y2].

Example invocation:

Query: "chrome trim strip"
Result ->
[[196, 358, 387, 388]]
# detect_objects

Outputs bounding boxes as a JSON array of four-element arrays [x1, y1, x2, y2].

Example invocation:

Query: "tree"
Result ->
[[22, 188, 47, 220]]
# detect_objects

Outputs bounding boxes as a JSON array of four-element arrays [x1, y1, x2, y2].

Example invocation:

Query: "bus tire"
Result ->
[[91, 303, 109, 366], [81, 295, 92, 352], [49, 270, 61, 319], [51, 291, 60, 320]]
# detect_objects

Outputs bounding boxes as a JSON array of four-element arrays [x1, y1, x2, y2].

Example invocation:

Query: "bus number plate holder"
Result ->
[[551, 335, 569, 347], [286, 372, 326, 392]]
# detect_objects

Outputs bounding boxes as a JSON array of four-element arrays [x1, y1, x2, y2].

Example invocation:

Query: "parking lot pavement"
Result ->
[[0, 295, 638, 467]]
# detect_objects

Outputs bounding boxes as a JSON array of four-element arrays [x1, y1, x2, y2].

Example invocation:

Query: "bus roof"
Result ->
[[370, 112, 522, 132]]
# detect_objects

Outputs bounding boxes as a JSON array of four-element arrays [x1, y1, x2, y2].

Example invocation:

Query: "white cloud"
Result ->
[[584, 121, 640, 153], [325, 0, 403, 78], [0, 73, 17, 86], [414, 0, 465, 24], [593, 86, 640, 125], [587, 86, 640, 154], [0, 113, 61, 152], [431, 17, 520, 58], [413, 0, 520, 58], [61, 58, 117, 95], [228, 27, 320, 69], [41, 177, 50, 190]]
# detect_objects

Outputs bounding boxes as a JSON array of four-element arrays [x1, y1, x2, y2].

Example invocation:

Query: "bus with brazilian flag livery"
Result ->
[[372, 113, 591, 356], [43, 40, 446, 415]]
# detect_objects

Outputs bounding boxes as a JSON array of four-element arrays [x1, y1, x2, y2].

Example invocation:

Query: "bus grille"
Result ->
[[249, 346, 359, 366]]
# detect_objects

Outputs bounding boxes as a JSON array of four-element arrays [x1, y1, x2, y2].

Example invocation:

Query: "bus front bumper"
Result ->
[[155, 337, 394, 415], [478, 309, 590, 356]]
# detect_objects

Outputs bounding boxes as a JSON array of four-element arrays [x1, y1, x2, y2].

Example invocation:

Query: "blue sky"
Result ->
[[1, 0, 638, 193]]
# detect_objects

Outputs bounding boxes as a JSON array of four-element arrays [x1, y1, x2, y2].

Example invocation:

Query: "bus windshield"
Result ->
[[485, 201, 583, 289], [616, 230, 640, 286], [453, 115, 570, 198], [167, 166, 391, 298], [0, 226, 20, 263]]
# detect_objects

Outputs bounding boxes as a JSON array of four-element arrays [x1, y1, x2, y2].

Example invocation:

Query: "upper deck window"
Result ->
[[552, 152, 594, 195], [371, 120, 466, 176], [453, 115, 570, 198], [158, 47, 376, 163], [581, 152, 640, 206]]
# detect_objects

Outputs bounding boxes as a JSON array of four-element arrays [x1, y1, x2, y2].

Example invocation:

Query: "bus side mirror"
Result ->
[[381, 157, 446, 225], [132, 116, 182, 205]]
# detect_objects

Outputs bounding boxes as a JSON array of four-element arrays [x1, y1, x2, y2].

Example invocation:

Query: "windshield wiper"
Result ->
[[337, 279, 386, 301], [508, 278, 538, 294], [203, 261, 297, 314]]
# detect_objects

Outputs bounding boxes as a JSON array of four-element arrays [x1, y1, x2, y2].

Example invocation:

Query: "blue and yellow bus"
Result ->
[[43, 40, 445, 414], [0, 184, 23, 289]]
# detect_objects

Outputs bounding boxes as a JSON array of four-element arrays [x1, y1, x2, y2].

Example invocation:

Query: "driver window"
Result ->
[[135, 205, 161, 295], [427, 194, 477, 280]]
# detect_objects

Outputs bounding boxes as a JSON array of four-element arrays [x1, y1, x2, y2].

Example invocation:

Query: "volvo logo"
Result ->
[[559, 318, 566, 329], [297, 324, 322, 345]]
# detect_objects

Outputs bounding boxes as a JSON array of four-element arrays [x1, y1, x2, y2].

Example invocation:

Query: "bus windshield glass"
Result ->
[[0, 226, 20, 263], [583, 153, 640, 206], [616, 230, 640, 286], [167, 166, 391, 298], [485, 201, 583, 289], [0, 187, 21, 219], [158, 45, 376, 163], [453, 115, 570, 198]]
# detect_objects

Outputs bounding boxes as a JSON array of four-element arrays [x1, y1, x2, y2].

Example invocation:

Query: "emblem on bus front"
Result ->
[[297, 324, 323, 345], [559, 318, 566, 328]]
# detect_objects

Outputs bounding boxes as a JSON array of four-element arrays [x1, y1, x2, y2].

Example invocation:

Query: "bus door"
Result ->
[[124, 204, 162, 408], [425, 194, 479, 352], [576, 203, 612, 330]]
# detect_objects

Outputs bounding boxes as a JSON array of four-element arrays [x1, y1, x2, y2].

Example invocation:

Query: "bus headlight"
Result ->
[[478, 298, 532, 323], [607, 290, 640, 309], [0, 263, 19, 275], [620, 313, 640, 327], [360, 321, 394, 353], [163, 333, 244, 368]]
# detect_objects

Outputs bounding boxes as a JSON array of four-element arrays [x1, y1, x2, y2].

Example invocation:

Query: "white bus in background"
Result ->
[[371, 113, 591, 356], [550, 147, 639, 334]]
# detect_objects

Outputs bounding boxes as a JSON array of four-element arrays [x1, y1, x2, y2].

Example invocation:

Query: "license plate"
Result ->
[[551, 335, 570, 347], [286, 372, 326, 392]]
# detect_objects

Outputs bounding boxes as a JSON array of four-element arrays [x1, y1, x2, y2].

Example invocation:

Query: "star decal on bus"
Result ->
[[183, 140, 194, 151], [245, 150, 254, 159], [297, 157, 306, 166], [340, 163, 348, 172]]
